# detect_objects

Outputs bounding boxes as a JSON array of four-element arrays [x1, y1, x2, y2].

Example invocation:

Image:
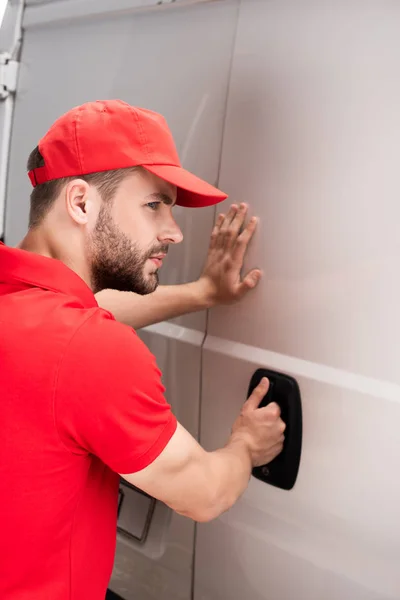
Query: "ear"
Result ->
[[64, 179, 98, 226]]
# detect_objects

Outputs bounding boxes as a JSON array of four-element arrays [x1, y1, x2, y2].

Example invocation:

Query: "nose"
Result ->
[[158, 214, 184, 245]]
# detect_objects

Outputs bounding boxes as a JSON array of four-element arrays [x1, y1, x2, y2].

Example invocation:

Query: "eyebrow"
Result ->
[[145, 192, 176, 207]]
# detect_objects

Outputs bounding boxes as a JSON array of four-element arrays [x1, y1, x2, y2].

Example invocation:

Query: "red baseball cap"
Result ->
[[28, 99, 228, 208]]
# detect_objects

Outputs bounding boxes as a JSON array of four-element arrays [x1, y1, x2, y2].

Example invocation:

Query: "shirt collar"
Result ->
[[0, 242, 98, 308]]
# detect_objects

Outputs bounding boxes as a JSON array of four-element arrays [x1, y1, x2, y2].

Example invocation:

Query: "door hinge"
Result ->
[[0, 53, 19, 100]]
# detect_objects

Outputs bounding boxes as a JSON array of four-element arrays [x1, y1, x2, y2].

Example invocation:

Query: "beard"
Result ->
[[88, 203, 167, 295]]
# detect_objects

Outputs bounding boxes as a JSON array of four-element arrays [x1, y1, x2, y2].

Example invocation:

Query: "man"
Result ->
[[0, 100, 285, 600]]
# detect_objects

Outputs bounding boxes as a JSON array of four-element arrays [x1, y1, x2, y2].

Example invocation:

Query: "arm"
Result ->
[[124, 423, 252, 523], [55, 313, 285, 522], [95, 203, 262, 330], [95, 281, 212, 330], [122, 379, 285, 523]]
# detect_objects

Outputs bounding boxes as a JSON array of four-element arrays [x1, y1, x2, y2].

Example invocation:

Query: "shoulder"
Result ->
[[56, 305, 166, 414], [54, 307, 173, 468], [56, 306, 162, 402], [66, 307, 155, 367]]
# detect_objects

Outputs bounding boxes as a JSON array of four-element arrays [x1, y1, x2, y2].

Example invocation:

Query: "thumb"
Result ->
[[245, 377, 270, 411], [239, 269, 262, 295]]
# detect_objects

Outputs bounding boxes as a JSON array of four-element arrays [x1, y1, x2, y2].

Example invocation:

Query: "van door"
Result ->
[[196, 2, 400, 599], [4, 1, 239, 598]]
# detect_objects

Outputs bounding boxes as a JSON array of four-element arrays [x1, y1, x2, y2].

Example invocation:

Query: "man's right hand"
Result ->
[[230, 377, 286, 467], [122, 377, 286, 523]]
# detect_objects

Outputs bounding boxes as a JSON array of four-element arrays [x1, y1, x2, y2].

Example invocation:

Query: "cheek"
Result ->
[[112, 203, 150, 244]]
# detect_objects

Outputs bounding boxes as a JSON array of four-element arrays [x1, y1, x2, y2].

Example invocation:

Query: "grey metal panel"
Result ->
[[0, 0, 24, 55], [25, 0, 203, 4], [0, 94, 15, 239], [207, 0, 400, 379], [117, 482, 155, 542], [0, 0, 23, 238], [197, 1, 400, 600], [23, 0, 220, 28]]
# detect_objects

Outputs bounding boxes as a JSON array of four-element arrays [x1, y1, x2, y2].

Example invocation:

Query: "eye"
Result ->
[[146, 201, 161, 211]]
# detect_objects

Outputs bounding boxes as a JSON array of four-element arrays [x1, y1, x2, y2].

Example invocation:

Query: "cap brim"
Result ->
[[144, 164, 228, 208]]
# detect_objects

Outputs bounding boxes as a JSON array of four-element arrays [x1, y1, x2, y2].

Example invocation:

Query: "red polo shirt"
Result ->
[[0, 243, 177, 600]]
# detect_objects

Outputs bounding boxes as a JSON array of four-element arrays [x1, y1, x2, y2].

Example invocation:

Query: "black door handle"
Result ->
[[247, 368, 302, 490]]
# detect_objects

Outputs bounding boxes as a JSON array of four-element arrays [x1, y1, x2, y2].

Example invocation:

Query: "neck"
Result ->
[[18, 226, 93, 291]]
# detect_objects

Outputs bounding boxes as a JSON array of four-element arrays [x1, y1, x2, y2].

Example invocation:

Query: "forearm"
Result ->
[[204, 436, 253, 520], [95, 280, 215, 330], [176, 435, 252, 523], [122, 422, 253, 523]]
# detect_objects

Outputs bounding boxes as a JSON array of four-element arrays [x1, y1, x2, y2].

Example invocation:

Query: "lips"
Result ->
[[149, 254, 166, 267]]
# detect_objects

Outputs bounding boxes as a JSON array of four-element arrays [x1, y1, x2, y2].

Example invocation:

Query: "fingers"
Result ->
[[210, 206, 236, 250], [214, 204, 257, 250], [265, 430, 286, 461], [258, 402, 281, 420], [231, 216, 258, 266], [271, 440, 285, 456], [245, 377, 270, 410], [253, 438, 285, 468], [209, 213, 225, 249], [224, 203, 249, 249], [213, 204, 260, 258], [219, 204, 239, 234]]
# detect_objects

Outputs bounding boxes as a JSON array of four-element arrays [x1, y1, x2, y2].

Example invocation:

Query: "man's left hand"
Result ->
[[196, 203, 262, 307]]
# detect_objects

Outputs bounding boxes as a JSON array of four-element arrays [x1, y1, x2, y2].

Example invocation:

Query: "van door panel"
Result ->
[[196, 2, 400, 599]]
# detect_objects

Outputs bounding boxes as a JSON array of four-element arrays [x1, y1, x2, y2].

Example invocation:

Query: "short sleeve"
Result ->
[[54, 309, 177, 474]]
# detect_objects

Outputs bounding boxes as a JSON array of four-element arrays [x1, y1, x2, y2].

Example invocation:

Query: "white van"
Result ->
[[2, 1, 400, 599]]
